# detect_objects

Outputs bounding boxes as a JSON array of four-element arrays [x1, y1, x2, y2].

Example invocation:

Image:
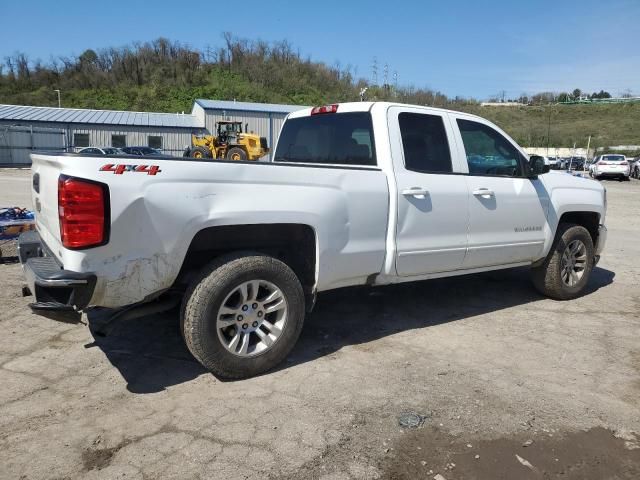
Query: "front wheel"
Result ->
[[181, 253, 305, 379], [226, 147, 247, 161], [189, 146, 212, 159], [531, 223, 595, 300]]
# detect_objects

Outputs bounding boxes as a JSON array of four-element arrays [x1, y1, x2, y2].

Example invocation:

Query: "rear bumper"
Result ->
[[595, 170, 629, 177], [18, 231, 96, 314]]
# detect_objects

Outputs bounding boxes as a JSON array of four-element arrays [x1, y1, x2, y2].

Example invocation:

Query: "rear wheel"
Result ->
[[531, 223, 595, 300], [226, 147, 247, 161], [181, 253, 305, 379], [189, 146, 212, 159]]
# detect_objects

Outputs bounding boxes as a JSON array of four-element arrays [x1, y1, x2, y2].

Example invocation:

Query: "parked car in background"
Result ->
[[78, 147, 123, 155], [548, 157, 562, 169], [629, 157, 640, 179], [568, 157, 586, 171], [120, 146, 161, 156], [584, 159, 594, 172], [589, 154, 630, 181]]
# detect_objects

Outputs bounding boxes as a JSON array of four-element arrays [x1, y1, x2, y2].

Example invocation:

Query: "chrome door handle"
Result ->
[[402, 187, 429, 197], [472, 188, 494, 197]]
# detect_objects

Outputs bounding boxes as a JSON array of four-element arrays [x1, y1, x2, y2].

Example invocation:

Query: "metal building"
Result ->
[[0, 100, 307, 164], [192, 99, 307, 160], [0, 125, 66, 166], [0, 104, 204, 158]]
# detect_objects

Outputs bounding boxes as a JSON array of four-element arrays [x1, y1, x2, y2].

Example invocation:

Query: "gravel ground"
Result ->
[[0, 170, 639, 479]]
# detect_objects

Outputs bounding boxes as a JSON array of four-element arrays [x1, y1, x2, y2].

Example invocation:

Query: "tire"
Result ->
[[181, 253, 305, 379], [531, 223, 595, 300], [189, 146, 212, 159], [226, 147, 247, 161]]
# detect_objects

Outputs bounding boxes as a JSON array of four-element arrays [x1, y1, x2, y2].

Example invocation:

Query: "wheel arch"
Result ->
[[176, 223, 318, 310], [557, 211, 600, 246]]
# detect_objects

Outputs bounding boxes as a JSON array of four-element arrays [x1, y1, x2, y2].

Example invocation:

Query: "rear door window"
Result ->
[[275, 112, 376, 166], [399, 112, 452, 173]]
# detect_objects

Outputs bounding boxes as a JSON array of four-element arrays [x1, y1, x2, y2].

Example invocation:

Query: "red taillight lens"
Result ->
[[311, 104, 339, 115], [597, 161, 607, 165], [58, 176, 107, 249]]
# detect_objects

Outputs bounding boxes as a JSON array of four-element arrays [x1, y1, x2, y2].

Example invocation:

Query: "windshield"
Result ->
[[603, 155, 625, 162], [274, 112, 376, 166], [103, 148, 120, 155]]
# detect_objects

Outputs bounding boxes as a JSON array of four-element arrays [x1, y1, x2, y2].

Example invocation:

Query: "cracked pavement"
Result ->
[[1, 170, 639, 479]]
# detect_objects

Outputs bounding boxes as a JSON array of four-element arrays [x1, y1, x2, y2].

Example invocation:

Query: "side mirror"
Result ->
[[529, 155, 550, 175]]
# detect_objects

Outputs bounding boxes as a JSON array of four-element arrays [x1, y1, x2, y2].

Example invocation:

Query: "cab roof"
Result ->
[[287, 101, 483, 121]]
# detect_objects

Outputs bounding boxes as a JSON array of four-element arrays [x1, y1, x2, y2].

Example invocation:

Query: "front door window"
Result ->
[[457, 119, 527, 177]]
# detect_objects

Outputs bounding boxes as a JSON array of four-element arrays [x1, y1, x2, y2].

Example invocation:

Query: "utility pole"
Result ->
[[546, 109, 552, 157], [585, 135, 591, 160], [393, 71, 398, 98], [54, 89, 61, 108], [371, 57, 378, 86]]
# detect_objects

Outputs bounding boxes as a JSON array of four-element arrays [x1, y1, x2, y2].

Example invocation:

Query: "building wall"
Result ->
[[524, 147, 592, 158], [67, 125, 196, 154], [0, 125, 65, 165], [0, 120, 200, 157]]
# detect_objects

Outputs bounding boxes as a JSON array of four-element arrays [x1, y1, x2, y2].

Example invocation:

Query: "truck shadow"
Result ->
[[86, 266, 614, 393]]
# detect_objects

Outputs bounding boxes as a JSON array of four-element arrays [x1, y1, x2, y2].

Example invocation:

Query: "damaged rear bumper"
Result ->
[[18, 230, 96, 316]]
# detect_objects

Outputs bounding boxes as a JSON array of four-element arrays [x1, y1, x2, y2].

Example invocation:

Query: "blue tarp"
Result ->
[[0, 208, 35, 241]]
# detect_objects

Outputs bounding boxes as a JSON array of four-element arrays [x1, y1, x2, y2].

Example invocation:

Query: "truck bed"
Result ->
[[29, 153, 390, 308]]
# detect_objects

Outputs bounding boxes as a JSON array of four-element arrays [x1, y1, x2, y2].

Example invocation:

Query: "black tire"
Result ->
[[531, 223, 595, 300], [189, 146, 212, 159], [181, 253, 305, 379], [226, 147, 247, 161]]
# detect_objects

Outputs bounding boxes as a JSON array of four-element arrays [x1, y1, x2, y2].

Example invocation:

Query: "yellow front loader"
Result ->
[[187, 121, 269, 161]]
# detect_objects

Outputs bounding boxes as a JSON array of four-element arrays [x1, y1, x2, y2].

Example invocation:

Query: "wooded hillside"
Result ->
[[1, 36, 637, 149]]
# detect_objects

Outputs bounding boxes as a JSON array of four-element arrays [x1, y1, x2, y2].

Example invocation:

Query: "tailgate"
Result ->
[[30, 153, 64, 254]]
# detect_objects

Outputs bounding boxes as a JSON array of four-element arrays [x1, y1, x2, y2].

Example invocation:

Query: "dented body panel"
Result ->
[[29, 154, 389, 307]]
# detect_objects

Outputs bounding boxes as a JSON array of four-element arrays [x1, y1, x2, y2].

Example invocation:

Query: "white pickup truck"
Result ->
[[20, 102, 607, 379]]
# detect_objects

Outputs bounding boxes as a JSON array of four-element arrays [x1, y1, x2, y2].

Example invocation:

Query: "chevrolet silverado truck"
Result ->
[[19, 102, 607, 379]]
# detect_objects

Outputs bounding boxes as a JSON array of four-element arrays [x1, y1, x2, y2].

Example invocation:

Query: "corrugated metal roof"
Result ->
[[195, 99, 307, 114], [0, 104, 203, 128]]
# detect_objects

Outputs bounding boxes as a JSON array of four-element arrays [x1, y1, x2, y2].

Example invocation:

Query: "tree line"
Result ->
[[0, 36, 464, 111], [1, 35, 636, 149], [1, 35, 629, 112]]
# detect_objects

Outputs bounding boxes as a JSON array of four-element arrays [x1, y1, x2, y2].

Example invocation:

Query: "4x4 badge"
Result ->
[[100, 164, 161, 175]]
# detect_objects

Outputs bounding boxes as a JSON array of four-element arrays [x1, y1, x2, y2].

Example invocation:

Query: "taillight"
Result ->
[[58, 176, 108, 249], [597, 161, 607, 165], [311, 104, 339, 115], [621, 161, 628, 165]]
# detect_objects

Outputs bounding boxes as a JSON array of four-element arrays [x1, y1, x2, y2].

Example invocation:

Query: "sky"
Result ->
[[1, 0, 638, 99]]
